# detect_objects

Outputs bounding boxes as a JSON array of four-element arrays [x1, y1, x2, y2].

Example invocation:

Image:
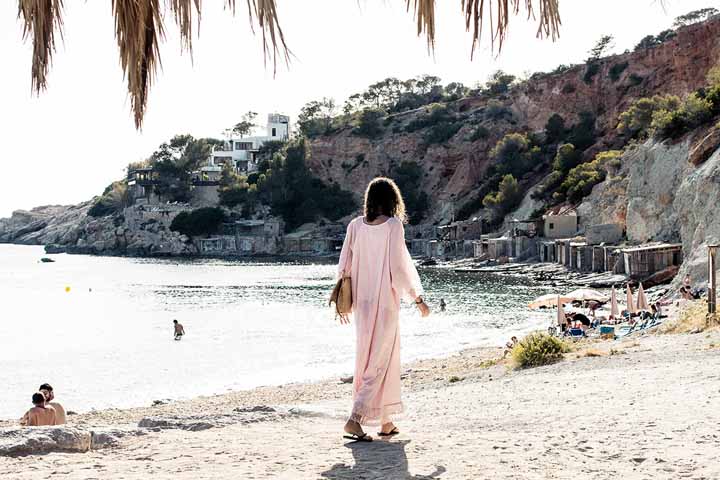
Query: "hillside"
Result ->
[[304, 16, 720, 225], [2, 14, 720, 268]]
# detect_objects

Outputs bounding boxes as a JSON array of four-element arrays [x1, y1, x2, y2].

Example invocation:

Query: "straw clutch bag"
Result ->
[[329, 277, 352, 321]]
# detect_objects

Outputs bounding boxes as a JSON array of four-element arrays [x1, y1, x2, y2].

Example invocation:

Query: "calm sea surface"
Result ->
[[0, 244, 555, 419]]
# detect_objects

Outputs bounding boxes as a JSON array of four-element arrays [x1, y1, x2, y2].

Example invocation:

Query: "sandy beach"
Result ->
[[2, 325, 719, 479]]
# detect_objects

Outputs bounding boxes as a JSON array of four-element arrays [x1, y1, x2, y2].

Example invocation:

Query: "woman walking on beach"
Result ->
[[337, 177, 430, 442]]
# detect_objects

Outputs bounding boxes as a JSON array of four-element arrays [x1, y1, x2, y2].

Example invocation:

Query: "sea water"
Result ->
[[0, 244, 554, 419]]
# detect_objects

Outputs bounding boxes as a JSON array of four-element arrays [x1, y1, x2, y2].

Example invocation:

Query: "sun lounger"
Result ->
[[567, 328, 585, 339]]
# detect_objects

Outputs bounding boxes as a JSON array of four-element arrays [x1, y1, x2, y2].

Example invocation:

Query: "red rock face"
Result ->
[[305, 18, 720, 222]]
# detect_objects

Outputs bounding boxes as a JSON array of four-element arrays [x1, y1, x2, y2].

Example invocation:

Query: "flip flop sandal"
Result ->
[[343, 433, 373, 442], [377, 427, 399, 437]]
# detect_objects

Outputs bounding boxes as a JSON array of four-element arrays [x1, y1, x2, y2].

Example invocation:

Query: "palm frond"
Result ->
[[17, 0, 560, 130], [168, 0, 201, 53], [17, 0, 65, 94], [406, 0, 436, 51], [112, 0, 164, 129], [235, 0, 290, 74], [408, 0, 561, 56], [461, 0, 561, 55]]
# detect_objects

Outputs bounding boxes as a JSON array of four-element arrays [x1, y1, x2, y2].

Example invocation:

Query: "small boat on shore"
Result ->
[[40, 257, 55, 263]]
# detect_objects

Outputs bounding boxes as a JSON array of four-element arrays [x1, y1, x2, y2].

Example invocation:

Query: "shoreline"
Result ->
[[0, 344, 506, 428], [3, 329, 720, 478]]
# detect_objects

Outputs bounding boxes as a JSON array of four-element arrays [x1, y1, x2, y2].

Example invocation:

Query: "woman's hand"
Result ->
[[415, 297, 430, 318]]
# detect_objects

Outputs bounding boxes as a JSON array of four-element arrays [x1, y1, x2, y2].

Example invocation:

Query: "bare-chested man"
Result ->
[[21, 392, 57, 426], [40, 383, 66, 425], [173, 319, 185, 340]]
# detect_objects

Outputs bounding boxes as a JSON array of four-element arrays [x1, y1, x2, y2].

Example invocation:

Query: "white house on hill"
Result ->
[[211, 113, 290, 173]]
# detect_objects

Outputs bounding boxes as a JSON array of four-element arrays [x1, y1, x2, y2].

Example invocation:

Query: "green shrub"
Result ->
[[561, 83, 576, 94], [583, 62, 600, 84], [482, 174, 523, 216], [219, 184, 251, 208], [609, 61, 628, 82], [552, 143, 581, 172], [425, 122, 462, 144], [256, 140, 286, 159], [255, 140, 358, 230], [392, 161, 430, 224], [491, 133, 533, 176], [88, 181, 128, 217], [552, 64, 572, 75], [511, 332, 569, 368], [170, 207, 227, 237], [354, 108, 384, 138], [484, 100, 512, 120], [634, 34, 658, 51], [469, 125, 490, 142], [618, 95, 680, 137], [567, 111, 597, 150], [486, 70, 516, 95], [648, 92, 712, 139], [635, 29, 677, 51], [405, 103, 454, 132], [628, 73, 644, 86], [531, 170, 565, 200], [560, 150, 621, 203], [544, 114, 566, 144]]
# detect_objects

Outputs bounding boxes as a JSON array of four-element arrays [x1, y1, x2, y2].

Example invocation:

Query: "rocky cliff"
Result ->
[[305, 17, 720, 221], [578, 126, 720, 286], [0, 203, 196, 256]]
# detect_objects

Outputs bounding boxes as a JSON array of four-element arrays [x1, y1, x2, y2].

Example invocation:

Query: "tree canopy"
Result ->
[[673, 8, 719, 28]]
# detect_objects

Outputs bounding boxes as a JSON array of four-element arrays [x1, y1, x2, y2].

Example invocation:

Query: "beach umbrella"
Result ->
[[610, 286, 619, 319], [636, 282, 650, 311], [565, 288, 609, 303], [529, 293, 572, 309], [626, 285, 636, 315], [557, 295, 567, 326]]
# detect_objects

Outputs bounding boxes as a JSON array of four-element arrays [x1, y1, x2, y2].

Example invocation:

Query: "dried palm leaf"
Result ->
[[407, 0, 561, 55], [231, 0, 291, 73], [406, 0, 435, 51], [168, 0, 202, 53], [17, 0, 65, 94], [461, 0, 561, 55], [18, 0, 560, 130], [112, 0, 164, 129]]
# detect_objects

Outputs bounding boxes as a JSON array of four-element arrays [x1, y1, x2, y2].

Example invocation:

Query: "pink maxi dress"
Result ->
[[337, 216, 424, 426]]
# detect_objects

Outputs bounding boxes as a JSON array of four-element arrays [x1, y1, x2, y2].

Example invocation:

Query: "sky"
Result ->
[[1, 0, 718, 217]]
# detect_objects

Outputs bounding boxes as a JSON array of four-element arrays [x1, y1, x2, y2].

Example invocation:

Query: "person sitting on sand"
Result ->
[[173, 320, 185, 340], [21, 392, 57, 426], [680, 286, 694, 301], [39, 383, 66, 425]]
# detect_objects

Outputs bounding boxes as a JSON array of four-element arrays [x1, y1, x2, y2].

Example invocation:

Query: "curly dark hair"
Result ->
[[363, 177, 407, 223]]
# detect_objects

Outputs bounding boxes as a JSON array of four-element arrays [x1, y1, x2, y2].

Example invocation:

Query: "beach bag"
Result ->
[[329, 277, 352, 322]]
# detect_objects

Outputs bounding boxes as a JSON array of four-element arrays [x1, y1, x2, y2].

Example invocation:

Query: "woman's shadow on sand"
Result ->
[[321, 439, 446, 479]]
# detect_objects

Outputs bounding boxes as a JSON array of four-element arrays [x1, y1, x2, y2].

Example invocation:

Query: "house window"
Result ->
[[236, 142, 253, 151], [549, 223, 555, 229], [272, 127, 277, 137]]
